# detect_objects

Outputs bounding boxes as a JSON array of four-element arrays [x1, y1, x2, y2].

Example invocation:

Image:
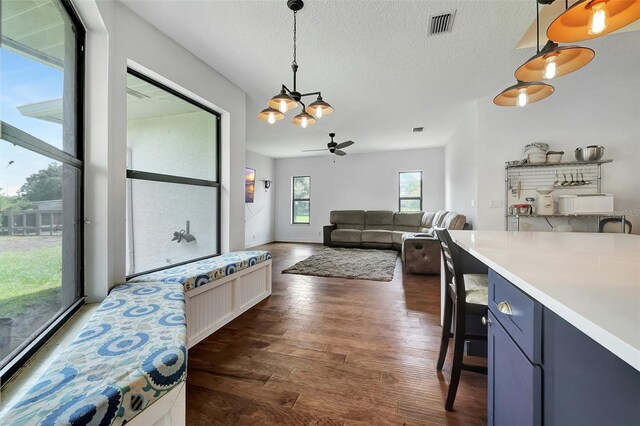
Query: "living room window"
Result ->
[[0, 0, 84, 383], [126, 69, 221, 277], [292, 176, 310, 224], [399, 171, 423, 212]]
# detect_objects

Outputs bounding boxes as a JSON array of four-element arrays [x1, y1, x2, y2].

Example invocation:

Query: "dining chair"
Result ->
[[434, 227, 489, 411]]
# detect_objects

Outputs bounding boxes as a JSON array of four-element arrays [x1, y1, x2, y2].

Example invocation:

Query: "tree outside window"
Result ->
[[292, 176, 310, 224], [399, 171, 423, 212]]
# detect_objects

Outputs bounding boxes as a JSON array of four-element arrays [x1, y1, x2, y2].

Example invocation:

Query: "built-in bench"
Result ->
[[1, 250, 272, 425], [2, 281, 187, 426], [128, 250, 272, 347]]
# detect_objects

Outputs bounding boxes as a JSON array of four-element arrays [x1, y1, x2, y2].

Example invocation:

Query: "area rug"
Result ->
[[282, 247, 398, 282]]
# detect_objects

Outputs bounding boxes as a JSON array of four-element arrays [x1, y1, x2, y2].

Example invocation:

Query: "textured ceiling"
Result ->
[[119, 0, 640, 159]]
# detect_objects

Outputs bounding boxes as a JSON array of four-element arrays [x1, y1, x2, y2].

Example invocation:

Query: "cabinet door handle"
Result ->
[[497, 301, 513, 316], [482, 316, 491, 326]]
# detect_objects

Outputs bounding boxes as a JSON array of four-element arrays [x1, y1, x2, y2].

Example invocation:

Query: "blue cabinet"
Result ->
[[488, 269, 640, 426], [488, 311, 541, 426]]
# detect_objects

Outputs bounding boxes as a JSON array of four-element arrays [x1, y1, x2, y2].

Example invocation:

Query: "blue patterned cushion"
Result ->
[[128, 250, 272, 291], [3, 282, 187, 426]]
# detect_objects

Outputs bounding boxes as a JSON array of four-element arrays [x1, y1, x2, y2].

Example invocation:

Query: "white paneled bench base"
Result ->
[[128, 250, 272, 348]]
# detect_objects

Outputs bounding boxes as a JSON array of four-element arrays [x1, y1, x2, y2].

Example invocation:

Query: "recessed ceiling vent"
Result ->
[[412, 127, 424, 133], [428, 10, 456, 36]]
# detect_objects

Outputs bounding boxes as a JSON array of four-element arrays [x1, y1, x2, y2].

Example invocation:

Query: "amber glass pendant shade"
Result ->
[[493, 81, 555, 107], [306, 96, 334, 119], [292, 111, 317, 128], [547, 0, 640, 42], [258, 107, 284, 124], [515, 41, 595, 81], [268, 91, 298, 113]]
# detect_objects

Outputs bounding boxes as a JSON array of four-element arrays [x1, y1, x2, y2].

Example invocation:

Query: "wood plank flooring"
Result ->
[[186, 243, 487, 425]]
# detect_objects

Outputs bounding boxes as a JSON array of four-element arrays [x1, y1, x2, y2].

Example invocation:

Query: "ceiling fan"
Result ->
[[302, 133, 355, 156]]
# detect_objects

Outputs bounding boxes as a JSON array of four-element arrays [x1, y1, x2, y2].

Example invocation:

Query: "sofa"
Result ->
[[323, 209, 467, 274]]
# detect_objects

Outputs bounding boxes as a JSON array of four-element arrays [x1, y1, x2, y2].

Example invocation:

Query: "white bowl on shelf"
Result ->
[[546, 151, 564, 163], [528, 153, 547, 164]]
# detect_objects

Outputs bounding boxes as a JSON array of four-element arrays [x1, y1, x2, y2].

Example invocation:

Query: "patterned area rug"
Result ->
[[282, 247, 398, 282]]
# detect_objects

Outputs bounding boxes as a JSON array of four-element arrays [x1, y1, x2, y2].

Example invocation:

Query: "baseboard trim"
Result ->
[[245, 238, 275, 248]]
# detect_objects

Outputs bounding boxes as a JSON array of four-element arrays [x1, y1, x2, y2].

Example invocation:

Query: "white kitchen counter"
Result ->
[[449, 230, 640, 372]]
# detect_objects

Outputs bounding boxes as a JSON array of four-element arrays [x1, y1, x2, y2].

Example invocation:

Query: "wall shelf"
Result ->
[[505, 159, 612, 169]]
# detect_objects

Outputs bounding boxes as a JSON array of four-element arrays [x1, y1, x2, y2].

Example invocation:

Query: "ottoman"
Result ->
[[401, 233, 442, 274]]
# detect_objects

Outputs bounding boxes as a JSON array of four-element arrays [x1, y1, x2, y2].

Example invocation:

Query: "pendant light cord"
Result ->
[[536, 0, 540, 54], [293, 11, 298, 66]]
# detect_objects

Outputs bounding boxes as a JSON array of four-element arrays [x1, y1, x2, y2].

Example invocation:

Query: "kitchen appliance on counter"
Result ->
[[558, 194, 614, 214], [535, 186, 555, 215]]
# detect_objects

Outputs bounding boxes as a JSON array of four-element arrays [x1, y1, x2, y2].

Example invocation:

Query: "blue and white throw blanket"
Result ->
[[4, 282, 187, 426], [128, 250, 272, 291]]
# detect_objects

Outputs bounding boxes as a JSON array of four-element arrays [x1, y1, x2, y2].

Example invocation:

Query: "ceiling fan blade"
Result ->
[[334, 150, 347, 156], [335, 140, 354, 149], [302, 148, 329, 152]]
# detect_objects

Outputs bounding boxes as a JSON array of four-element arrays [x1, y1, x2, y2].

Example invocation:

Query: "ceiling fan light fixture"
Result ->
[[258, 107, 284, 124], [514, 40, 595, 82], [493, 80, 555, 107], [306, 96, 334, 119], [547, 0, 640, 42], [268, 90, 298, 113], [292, 111, 317, 128]]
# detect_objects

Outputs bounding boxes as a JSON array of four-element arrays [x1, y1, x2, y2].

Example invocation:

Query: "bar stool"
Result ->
[[434, 227, 488, 411]]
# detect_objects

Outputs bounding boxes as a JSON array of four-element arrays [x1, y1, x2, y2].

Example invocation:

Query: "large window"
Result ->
[[292, 176, 310, 224], [126, 70, 221, 277], [399, 171, 423, 212], [0, 0, 84, 382]]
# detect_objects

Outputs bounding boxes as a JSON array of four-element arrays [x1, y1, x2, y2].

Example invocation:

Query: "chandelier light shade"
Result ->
[[493, 81, 555, 107], [515, 40, 595, 81], [259, 0, 333, 128], [306, 95, 334, 119], [258, 107, 285, 124], [292, 111, 317, 128], [547, 0, 640, 42], [268, 90, 298, 113]]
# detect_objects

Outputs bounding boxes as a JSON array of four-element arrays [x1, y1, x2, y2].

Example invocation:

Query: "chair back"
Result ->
[[599, 218, 632, 234], [434, 227, 465, 300]]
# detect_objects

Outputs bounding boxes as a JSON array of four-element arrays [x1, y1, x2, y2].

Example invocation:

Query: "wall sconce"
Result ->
[[260, 179, 272, 191], [172, 220, 196, 243]]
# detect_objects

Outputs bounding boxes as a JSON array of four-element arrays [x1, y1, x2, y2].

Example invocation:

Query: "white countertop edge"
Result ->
[[454, 238, 640, 372]]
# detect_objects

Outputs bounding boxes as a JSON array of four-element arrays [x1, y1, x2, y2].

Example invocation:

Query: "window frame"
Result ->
[[291, 176, 311, 225], [398, 171, 423, 212], [0, 0, 85, 385], [125, 68, 222, 279]]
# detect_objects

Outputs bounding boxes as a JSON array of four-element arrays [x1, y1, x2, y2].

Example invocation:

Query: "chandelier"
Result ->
[[258, 0, 333, 128]]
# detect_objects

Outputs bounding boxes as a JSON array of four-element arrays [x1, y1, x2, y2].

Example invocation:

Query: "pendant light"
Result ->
[[493, 80, 555, 107], [517, 1, 595, 81], [515, 40, 594, 81], [547, 0, 640, 43], [258, 0, 334, 128]]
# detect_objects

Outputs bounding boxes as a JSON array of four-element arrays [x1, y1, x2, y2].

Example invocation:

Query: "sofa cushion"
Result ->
[[432, 210, 449, 228], [421, 211, 437, 228], [362, 230, 393, 244], [443, 212, 467, 230], [331, 229, 362, 243], [365, 210, 394, 230], [393, 212, 424, 232], [392, 231, 407, 246], [330, 210, 365, 230]]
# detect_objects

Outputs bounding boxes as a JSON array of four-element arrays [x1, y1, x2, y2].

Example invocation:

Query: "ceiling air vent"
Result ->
[[428, 10, 456, 36], [412, 127, 424, 133]]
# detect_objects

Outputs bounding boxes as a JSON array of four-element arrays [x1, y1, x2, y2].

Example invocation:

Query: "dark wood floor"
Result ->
[[186, 243, 487, 425]]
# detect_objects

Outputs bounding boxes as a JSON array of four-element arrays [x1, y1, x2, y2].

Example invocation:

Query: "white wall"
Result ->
[[77, 0, 247, 300], [445, 79, 640, 234], [444, 101, 478, 228], [275, 148, 445, 243], [245, 150, 275, 248]]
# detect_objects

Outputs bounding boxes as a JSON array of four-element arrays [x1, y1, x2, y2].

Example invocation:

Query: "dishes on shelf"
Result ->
[[546, 151, 564, 163], [528, 152, 547, 164], [575, 146, 605, 161]]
